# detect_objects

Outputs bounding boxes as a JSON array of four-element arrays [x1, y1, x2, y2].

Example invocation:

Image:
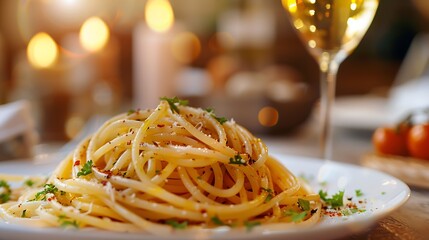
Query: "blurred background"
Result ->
[[0, 0, 427, 144]]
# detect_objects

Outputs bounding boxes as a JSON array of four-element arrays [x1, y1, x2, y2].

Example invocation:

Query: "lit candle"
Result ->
[[63, 16, 121, 114], [133, 0, 182, 109], [10, 32, 71, 141]]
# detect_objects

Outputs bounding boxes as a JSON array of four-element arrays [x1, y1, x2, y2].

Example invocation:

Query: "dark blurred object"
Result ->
[[182, 64, 314, 135], [187, 94, 314, 135]]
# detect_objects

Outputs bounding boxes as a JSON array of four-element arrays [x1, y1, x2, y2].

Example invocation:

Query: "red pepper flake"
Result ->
[[126, 140, 132, 145], [74, 160, 81, 166], [101, 180, 108, 186], [157, 124, 165, 128]]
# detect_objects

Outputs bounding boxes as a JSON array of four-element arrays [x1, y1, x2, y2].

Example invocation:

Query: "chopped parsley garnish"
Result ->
[[0, 180, 11, 203], [21, 210, 27, 218], [319, 190, 344, 208], [341, 208, 362, 216], [261, 187, 274, 203], [165, 219, 188, 229], [205, 108, 228, 124], [284, 210, 307, 222], [33, 183, 58, 201], [211, 216, 224, 226], [244, 221, 260, 232], [355, 189, 363, 197], [127, 109, 136, 115], [24, 179, 34, 187], [77, 160, 93, 177], [298, 198, 310, 211], [229, 154, 247, 165], [160, 97, 188, 114], [58, 214, 79, 228], [61, 220, 79, 228], [381, 191, 386, 195], [0, 180, 9, 189], [0, 192, 10, 203]]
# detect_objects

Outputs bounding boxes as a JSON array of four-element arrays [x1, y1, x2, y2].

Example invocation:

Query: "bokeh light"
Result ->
[[79, 17, 110, 52], [171, 32, 201, 64], [27, 32, 58, 68], [145, 0, 174, 33], [258, 106, 279, 127]]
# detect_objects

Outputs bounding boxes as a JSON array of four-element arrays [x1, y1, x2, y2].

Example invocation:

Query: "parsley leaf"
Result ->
[[61, 220, 79, 228], [0, 193, 10, 203], [341, 208, 359, 216], [21, 210, 27, 218], [0, 180, 9, 189], [24, 179, 34, 187], [58, 214, 79, 228], [244, 221, 260, 232], [298, 198, 310, 211], [355, 189, 363, 197], [165, 219, 188, 229], [205, 108, 228, 124], [33, 183, 58, 201], [0, 180, 11, 203], [261, 187, 274, 203], [77, 160, 93, 177], [127, 109, 136, 115], [211, 216, 224, 226], [229, 154, 247, 166], [319, 190, 344, 208], [160, 97, 188, 114], [284, 210, 307, 222]]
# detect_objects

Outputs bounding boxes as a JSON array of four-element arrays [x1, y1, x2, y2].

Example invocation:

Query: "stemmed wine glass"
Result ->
[[283, 0, 379, 159]]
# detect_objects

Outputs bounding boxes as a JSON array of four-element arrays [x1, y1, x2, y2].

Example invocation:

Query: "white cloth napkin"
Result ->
[[0, 100, 38, 160], [388, 76, 429, 122]]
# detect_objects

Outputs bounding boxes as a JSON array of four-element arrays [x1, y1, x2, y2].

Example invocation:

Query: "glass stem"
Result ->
[[319, 54, 340, 160]]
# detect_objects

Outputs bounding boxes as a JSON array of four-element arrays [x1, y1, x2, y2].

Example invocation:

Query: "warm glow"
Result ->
[[258, 107, 279, 127], [27, 32, 58, 68], [293, 19, 304, 29], [308, 40, 316, 48], [79, 17, 110, 52], [283, 0, 297, 13], [145, 0, 174, 33], [171, 32, 201, 64]]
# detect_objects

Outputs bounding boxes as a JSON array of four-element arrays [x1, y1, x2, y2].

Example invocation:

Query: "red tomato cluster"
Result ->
[[372, 123, 429, 160]]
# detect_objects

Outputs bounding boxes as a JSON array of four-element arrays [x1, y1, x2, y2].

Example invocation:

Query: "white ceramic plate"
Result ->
[[0, 153, 410, 240]]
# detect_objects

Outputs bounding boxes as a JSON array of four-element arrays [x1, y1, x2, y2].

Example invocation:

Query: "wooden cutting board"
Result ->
[[361, 153, 429, 189]]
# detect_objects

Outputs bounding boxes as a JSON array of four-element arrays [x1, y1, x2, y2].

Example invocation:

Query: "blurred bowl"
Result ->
[[185, 94, 315, 135]]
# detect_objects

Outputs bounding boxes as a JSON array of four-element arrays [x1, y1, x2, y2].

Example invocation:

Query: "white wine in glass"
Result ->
[[282, 0, 379, 159]]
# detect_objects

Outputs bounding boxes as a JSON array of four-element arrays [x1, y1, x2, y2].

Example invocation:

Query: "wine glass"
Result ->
[[282, 0, 379, 159]]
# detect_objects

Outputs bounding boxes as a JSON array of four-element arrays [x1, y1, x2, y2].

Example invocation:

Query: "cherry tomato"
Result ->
[[372, 126, 408, 156], [408, 123, 429, 160]]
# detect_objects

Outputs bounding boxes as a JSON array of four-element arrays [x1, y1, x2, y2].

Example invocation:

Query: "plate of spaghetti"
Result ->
[[0, 98, 410, 240]]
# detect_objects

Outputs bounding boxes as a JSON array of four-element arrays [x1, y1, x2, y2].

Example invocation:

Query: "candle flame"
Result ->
[[80, 17, 110, 52], [27, 32, 58, 69], [145, 0, 174, 33]]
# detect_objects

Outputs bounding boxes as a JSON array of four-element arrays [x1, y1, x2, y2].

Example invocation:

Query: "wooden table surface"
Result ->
[[263, 119, 429, 240]]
